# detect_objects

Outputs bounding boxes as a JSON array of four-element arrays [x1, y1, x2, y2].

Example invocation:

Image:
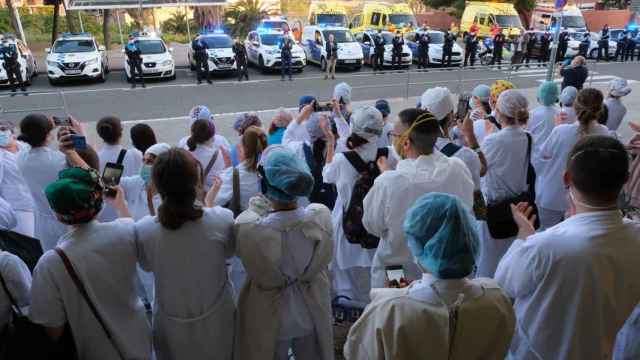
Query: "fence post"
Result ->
[[405, 68, 411, 99]]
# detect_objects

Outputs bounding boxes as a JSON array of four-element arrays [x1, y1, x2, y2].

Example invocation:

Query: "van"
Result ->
[[460, 1, 523, 38], [308, 2, 349, 28], [302, 25, 364, 71], [350, 2, 416, 34], [531, 3, 587, 32]]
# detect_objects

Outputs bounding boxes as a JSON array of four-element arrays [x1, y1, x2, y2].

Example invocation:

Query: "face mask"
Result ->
[[0, 130, 11, 147], [140, 164, 152, 184], [568, 189, 617, 211]]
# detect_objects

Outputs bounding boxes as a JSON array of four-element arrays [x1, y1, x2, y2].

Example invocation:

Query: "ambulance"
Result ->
[[350, 2, 417, 34], [308, 2, 349, 28], [459, 1, 523, 38]]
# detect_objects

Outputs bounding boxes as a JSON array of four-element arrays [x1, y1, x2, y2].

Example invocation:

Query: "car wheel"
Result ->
[[48, 77, 59, 86], [258, 56, 267, 74], [354, 65, 362, 71], [169, 73, 176, 81], [320, 57, 327, 71], [97, 68, 106, 83]]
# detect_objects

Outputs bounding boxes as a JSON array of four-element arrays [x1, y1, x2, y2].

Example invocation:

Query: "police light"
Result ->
[[61, 32, 92, 38]]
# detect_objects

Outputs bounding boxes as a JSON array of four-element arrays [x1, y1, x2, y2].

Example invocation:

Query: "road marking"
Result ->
[[537, 76, 635, 84]]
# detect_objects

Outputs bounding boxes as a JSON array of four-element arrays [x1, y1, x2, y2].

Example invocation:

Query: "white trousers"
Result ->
[[12, 210, 34, 238], [332, 264, 372, 304], [475, 221, 516, 278], [538, 207, 564, 230], [274, 334, 321, 360]]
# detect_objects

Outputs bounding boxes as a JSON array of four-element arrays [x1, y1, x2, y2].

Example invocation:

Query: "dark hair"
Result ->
[[311, 119, 338, 165], [397, 108, 439, 155], [480, 100, 492, 115], [153, 148, 204, 230], [96, 116, 123, 145], [575, 88, 605, 135], [18, 114, 53, 147], [76, 146, 100, 170], [130, 123, 157, 154], [567, 135, 629, 204], [242, 126, 268, 172], [346, 133, 369, 150], [187, 119, 215, 151]]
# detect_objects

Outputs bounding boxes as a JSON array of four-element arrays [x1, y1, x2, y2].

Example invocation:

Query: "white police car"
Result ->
[[566, 31, 617, 59], [404, 30, 463, 67], [46, 32, 109, 85], [0, 35, 37, 87], [258, 16, 290, 32], [124, 32, 175, 82], [301, 25, 363, 71], [188, 32, 236, 72], [354, 30, 413, 68], [245, 29, 306, 72]]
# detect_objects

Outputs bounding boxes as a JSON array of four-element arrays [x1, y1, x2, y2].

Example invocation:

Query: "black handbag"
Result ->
[[486, 133, 540, 239], [0, 229, 43, 272]]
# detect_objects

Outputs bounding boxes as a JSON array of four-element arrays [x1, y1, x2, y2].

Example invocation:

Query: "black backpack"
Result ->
[[303, 144, 337, 210], [342, 148, 388, 249]]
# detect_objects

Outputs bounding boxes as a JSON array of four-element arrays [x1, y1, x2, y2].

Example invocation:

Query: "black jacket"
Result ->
[[326, 40, 338, 59], [465, 35, 479, 52], [192, 38, 208, 60], [125, 43, 142, 64], [443, 33, 455, 49], [373, 33, 386, 52], [233, 43, 247, 63], [560, 65, 589, 90], [0, 45, 19, 68], [280, 37, 293, 60], [493, 34, 505, 52], [526, 35, 537, 51], [559, 33, 570, 49], [418, 33, 430, 52], [392, 36, 404, 54]]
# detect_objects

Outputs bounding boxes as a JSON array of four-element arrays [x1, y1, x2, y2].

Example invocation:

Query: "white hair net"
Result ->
[[496, 89, 529, 119], [144, 143, 171, 157], [333, 82, 352, 104], [420, 87, 455, 121], [305, 113, 331, 142], [350, 106, 384, 141], [609, 77, 632, 97]]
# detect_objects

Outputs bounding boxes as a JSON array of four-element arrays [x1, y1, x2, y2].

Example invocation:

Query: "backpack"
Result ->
[[303, 144, 337, 210], [342, 148, 388, 249], [440, 142, 461, 157]]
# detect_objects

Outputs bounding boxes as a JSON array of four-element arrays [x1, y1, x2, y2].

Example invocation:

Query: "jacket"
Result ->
[[373, 33, 386, 52], [560, 65, 589, 90], [191, 38, 208, 60], [392, 36, 404, 54], [279, 37, 292, 60], [233, 43, 247, 63], [0, 46, 19, 68], [418, 33, 430, 52], [326, 40, 338, 60]]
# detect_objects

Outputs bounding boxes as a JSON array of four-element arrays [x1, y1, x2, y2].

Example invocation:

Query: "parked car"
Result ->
[[301, 25, 363, 71], [565, 31, 617, 59], [46, 32, 109, 85], [354, 30, 412, 68], [188, 32, 236, 73], [404, 30, 463, 66], [245, 29, 306, 73], [0, 35, 37, 87], [124, 31, 175, 82]]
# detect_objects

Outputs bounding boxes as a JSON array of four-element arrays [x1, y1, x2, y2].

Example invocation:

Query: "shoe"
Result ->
[[207, 80, 212, 84], [324, 75, 328, 80], [331, 75, 335, 80], [21, 87, 26, 92], [197, 81, 202, 85], [131, 84, 136, 89], [10, 88, 16, 93], [141, 83, 146, 88]]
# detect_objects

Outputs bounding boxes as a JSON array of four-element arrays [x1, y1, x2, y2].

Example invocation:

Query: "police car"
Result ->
[[124, 32, 175, 82], [404, 30, 464, 67], [0, 35, 37, 87], [259, 16, 290, 32], [245, 29, 306, 72], [301, 25, 363, 71], [188, 31, 236, 73], [46, 32, 109, 85], [565, 31, 617, 59], [354, 30, 412, 68]]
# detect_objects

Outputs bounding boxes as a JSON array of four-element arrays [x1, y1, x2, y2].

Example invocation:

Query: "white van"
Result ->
[[301, 25, 364, 71]]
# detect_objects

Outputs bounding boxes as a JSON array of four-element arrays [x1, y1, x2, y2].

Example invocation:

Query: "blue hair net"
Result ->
[[299, 95, 316, 111], [262, 150, 314, 204], [375, 99, 391, 117], [305, 113, 328, 142], [472, 84, 491, 102], [538, 81, 560, 106], [334, 82, 352, 104], [404, 193, 479, 279]]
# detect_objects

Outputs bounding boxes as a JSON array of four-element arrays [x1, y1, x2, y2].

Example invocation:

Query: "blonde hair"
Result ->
[[242, 126, 268, 172]]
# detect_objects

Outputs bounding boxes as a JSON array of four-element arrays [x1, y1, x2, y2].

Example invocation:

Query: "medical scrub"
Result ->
[[268, 127, 286, 145], [0, 251, 31, 331], [604, 97, 627, 132], [0, 148, 35, 237], [435, 138, 482, 191], [179, 135, 231, 191], [529, 105, 559, 173]]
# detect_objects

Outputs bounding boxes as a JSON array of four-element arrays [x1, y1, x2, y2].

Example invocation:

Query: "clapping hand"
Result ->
[[205, 176, 223, 208], [511, 202, 537, 240]]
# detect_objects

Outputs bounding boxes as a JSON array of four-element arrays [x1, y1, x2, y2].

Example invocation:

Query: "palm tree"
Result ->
[[224, 0, 274, 38], [162, 11, 195, 34]]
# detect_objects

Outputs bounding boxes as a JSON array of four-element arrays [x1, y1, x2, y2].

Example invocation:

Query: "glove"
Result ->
[[248, 195, 271, 217]]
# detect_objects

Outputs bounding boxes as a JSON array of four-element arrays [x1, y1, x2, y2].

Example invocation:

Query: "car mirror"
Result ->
[[168, 47, 174, 53], [98, 45, 106, 52], [45, 48, 51, 53]]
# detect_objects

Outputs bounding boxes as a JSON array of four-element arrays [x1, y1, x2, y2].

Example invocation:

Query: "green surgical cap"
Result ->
[[262, 150, 314, 204], [538, 81, 560, 106], [404, 193, 479, 279], [45, 167, 103, 222]]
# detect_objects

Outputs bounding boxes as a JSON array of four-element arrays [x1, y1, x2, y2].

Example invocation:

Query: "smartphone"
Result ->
[[457, 93, 471, 120], [53, 116, 72, 127], [385, 265, 405, 284], [314, 101, 333, 113], [102, 162, 124, 197], [70, 134, 87, 150]]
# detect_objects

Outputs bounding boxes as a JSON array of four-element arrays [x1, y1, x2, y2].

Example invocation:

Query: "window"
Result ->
[[53, 40, 96, 53], [479, 15, 486, 26], [404, 32, 415, 41], [487, 16, 495, 26], [261, 34, 285, 46], [201, 36, 233, 49], [315, 31, 323, 45], [371, 12, 382, 26], [473, 16, 478, 23], [322, 30, 355, 43], [352, 14, 361, 28], [495, 15, 523, 28], [135, 40, 166, 54], [381, 14, 387, 26]]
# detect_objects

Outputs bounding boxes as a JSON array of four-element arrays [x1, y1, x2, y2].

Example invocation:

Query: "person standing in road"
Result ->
[[325, 33, 338, 80], [524, 31, 537, 67], [279, 32, 293, 81], [391, 30, 404, 70], [373, 29, 386, 73], [192, 34, 212, 85], [489, 31, 505, 68], [558, 30, 570, 61], [578, 32, 590, 58], [624, 32, 636, 62], [560, 56, 589, 91], [442, 29, 455, 67], [417, 30, 430, 69], [598, 24, 610, 61], [541, 32, 552, 66], [125, 35, 145, 88], [464, 31, 479, 67], [0, 38, 26, 95], [233, 37, 249, 82], [615, 30, 627, 62]]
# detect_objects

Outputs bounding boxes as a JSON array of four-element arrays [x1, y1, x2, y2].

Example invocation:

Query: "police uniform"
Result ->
[[0, 42, 25, 93], [373, 32, 386, 72], [598, 27, 610, 61], [233, 41, 249, 82], [558, 32, 570, 61], [442, 31, 455, 67], [417, 31, 430, 69], [391, 34, 404, 70], [125, 41, 145, 88], [279, 35, 293, 81], [464, 33, 479, 67], [489, 33, 505, 67], [191, 36, 212, 84]]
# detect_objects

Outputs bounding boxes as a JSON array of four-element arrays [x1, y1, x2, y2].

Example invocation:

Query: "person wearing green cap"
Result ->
[[234, 146, 333, 360], [530, 81, 560, 174], [29, 167, 152, 359]]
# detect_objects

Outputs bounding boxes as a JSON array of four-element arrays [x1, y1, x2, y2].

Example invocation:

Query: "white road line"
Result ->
[[537, 75, 632, 83]]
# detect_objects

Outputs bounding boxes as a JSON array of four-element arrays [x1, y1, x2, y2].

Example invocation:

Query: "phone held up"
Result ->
[[457, 92, 471, 121], [102, 162, 124, 198], [52, 116, 72, 127], [385, 265, 407, 288]]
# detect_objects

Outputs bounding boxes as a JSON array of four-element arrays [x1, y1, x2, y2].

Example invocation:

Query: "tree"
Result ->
[[162, 11, 195, 34], [103, 9, 111, 48], [224, 0, 274, 38], [5, 0, 23, 41]]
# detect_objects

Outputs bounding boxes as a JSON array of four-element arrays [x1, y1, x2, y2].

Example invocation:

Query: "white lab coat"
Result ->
[[376, 122, 393, 149], [97, 144, 143, 178], [0, 196, 16, 230], [323, 142, 379, 303], [178, 134, 231, 153], [29, 219, 152, 360], [614, 304, 640, 359], [604, 97, 627, 132], [0, 149, 35, 235], [234, 204, 334, 360], [529, 105, 559, 173], [344, 275, 515, 360], [180, 139, 229, 190], [135, 206, 236, 360], [0, 251, 31, 331], [16, 147, 68, 251], [120, 176, 161, 221], [214, 161, 261, 210], [435, 138, 482, 190], [363, 152, 475, 288], [495, 211, 640, 360]]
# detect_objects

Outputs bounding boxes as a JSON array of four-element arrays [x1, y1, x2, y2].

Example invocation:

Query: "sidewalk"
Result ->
[[80, 82, 640, 148]]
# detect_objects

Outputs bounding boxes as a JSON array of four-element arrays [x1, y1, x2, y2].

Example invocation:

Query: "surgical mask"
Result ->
[[0, 130, 11, 147], [568, 189, 617, 211], [140, 164, 152, 184]]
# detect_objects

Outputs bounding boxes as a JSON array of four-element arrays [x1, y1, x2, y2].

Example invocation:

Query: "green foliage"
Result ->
[[161, 11, 196, 34], [224, 0, 274, 38]]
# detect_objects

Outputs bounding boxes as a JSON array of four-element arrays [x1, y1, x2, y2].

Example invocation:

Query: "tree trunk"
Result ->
[[5, 0, 21, 39], [103, 9, 112, 49], [52, 1, 60, 45]]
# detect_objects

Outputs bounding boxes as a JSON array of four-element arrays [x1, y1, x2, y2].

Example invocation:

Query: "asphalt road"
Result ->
[[1, 61, 639, 126]]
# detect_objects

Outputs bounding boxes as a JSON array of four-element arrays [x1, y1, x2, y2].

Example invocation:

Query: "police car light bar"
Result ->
[[61, 32, 92, 38]]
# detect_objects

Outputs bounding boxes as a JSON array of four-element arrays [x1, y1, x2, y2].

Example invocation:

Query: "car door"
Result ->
[[312, 31, 323, 62], [247, 32, 259, 63], [405, 31, 418, 58], [16, 41, 33, 77]]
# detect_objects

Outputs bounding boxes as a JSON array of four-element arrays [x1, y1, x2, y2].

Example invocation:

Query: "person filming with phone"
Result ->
[[345, 192, 515, 359]]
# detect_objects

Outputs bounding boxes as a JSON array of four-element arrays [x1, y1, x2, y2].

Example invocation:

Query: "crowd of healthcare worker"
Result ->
[[0, 76, 639, 360]]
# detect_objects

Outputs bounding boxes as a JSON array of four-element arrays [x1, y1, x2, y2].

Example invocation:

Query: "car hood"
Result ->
[[384, 44, 412, 52], [429, 43, 463, 53], [338, 43, 363, 56], [263, 44, 304, 54], [207, 48, 234, 58], [140, 53, 171, 62], [47, 52, 99, 63]]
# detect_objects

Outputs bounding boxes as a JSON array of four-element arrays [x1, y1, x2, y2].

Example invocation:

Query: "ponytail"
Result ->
[[575, 88, 604, 137], [514, 109, 529, 126], [241, 126, 268, 172], [346, 133, 369, 150], [187, 119, 215, 152]]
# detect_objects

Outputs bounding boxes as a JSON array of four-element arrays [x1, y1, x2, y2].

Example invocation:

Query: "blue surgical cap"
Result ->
[[262, 150, 314, 204], [334, 82, 352, 104], [375, 99, 391, 117], [472, 84, 491, 102], [299, 95, 316, 111], [404, 193, 479, 279], [538, 81, 560, 106], [305, 113, 328, 142]]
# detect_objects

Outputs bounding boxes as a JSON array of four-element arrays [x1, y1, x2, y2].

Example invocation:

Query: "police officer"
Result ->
[[191, 34, 212, 85], [489, 31, 505, 68], [524, 31, 537, 67], [615, 30, 627, 62], [464, 31, 479, 67], [391, 30, 404, 70], [558, 30, 570, 62], [373, 29, 386, 73], [417, 28, 430, 69], [624, 32, 636, 62], [125, 35, 145, 89], [279, 31, 293, 81], [578, 32, 590, 58], [442, 29, 455, 67], [541, 32, 552, 66], [598, 24, 610, 61], [0, 38, 26, 95], [233, 37, 248, 82]]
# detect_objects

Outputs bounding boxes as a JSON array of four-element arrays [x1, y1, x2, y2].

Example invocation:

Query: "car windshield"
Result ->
[[261, 34, 286, 46], [261, 21, 287, 31], [317, 14, 348, 27], [135, 40, 166, 54], [569, 33, 589, 41], [53, 40, 95, 53], [201, 36, 233, 48], [561, 16, 586, 28], [322, 30, 355, 43], [495, 15, 523, 28], [425, 32, 444, 44], [388, 14, 416, 26], [381, 33, 396, 43]]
